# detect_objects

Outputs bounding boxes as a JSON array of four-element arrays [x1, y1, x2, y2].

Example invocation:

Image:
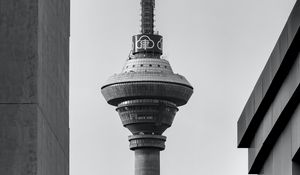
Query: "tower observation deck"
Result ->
[[101, 0, 193, 174]]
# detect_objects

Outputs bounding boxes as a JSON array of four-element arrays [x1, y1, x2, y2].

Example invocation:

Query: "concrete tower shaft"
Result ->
[[135, 149, 160, 175], [101, 0, 193, 174]]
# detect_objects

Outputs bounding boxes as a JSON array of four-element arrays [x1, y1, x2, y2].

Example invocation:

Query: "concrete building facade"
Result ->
[[237, 1, 300, 174], [0, 0, 70, 174]]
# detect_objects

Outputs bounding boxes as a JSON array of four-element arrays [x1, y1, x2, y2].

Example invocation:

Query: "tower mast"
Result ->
[[101, 0, 193, 174], [141, 0, 155, 34]]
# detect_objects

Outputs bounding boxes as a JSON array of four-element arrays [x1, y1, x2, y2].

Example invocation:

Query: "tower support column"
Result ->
[[135, 149, 160, 175], [129, 135, 166, 175]]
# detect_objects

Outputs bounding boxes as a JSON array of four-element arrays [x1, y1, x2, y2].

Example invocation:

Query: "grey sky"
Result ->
[[70, 0, 296, 174]]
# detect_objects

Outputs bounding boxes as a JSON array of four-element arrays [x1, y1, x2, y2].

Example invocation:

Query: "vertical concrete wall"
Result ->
[[37, 0, 70, 174], [259, 112, 293, 175], [258, 98, 300, 175], [0, 0, 69, 174]]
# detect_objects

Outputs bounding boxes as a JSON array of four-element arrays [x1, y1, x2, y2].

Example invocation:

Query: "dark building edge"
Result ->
[[237, 0, 300, 148]]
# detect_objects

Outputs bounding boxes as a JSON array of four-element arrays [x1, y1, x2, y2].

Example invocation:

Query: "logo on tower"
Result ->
[[136, 35, 155, 50], [157, 38, 163, 50]]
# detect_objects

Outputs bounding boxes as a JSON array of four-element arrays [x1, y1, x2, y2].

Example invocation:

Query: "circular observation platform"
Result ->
[[129, 134, 166, 150], [101, 58, 193, 107], [117, 99, 178, 135]]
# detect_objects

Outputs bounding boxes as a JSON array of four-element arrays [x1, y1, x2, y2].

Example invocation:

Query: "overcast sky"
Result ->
[[70, 0, 296, 174]]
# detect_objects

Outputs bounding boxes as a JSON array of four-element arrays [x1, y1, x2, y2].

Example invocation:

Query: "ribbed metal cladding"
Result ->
[[129, 135, 166, 150], [141, 0, 155, 34], [101, 82, 193, 106]]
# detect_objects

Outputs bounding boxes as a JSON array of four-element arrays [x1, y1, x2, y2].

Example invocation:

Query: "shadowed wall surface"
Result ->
[[0, 0, 70, 174], [237, 0, 300, 174]]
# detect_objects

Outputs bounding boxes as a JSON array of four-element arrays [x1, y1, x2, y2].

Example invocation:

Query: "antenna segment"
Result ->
[[132, 0, 162, 57], [141, 0, 155, 34]]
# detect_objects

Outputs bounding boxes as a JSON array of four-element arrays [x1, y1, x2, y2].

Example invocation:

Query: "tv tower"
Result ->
[[101, 0, 193, 174]]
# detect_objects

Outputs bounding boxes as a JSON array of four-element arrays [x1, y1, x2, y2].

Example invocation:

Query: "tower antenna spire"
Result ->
[[141, 0, 155, 34], [132, 0, 161, 58]]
